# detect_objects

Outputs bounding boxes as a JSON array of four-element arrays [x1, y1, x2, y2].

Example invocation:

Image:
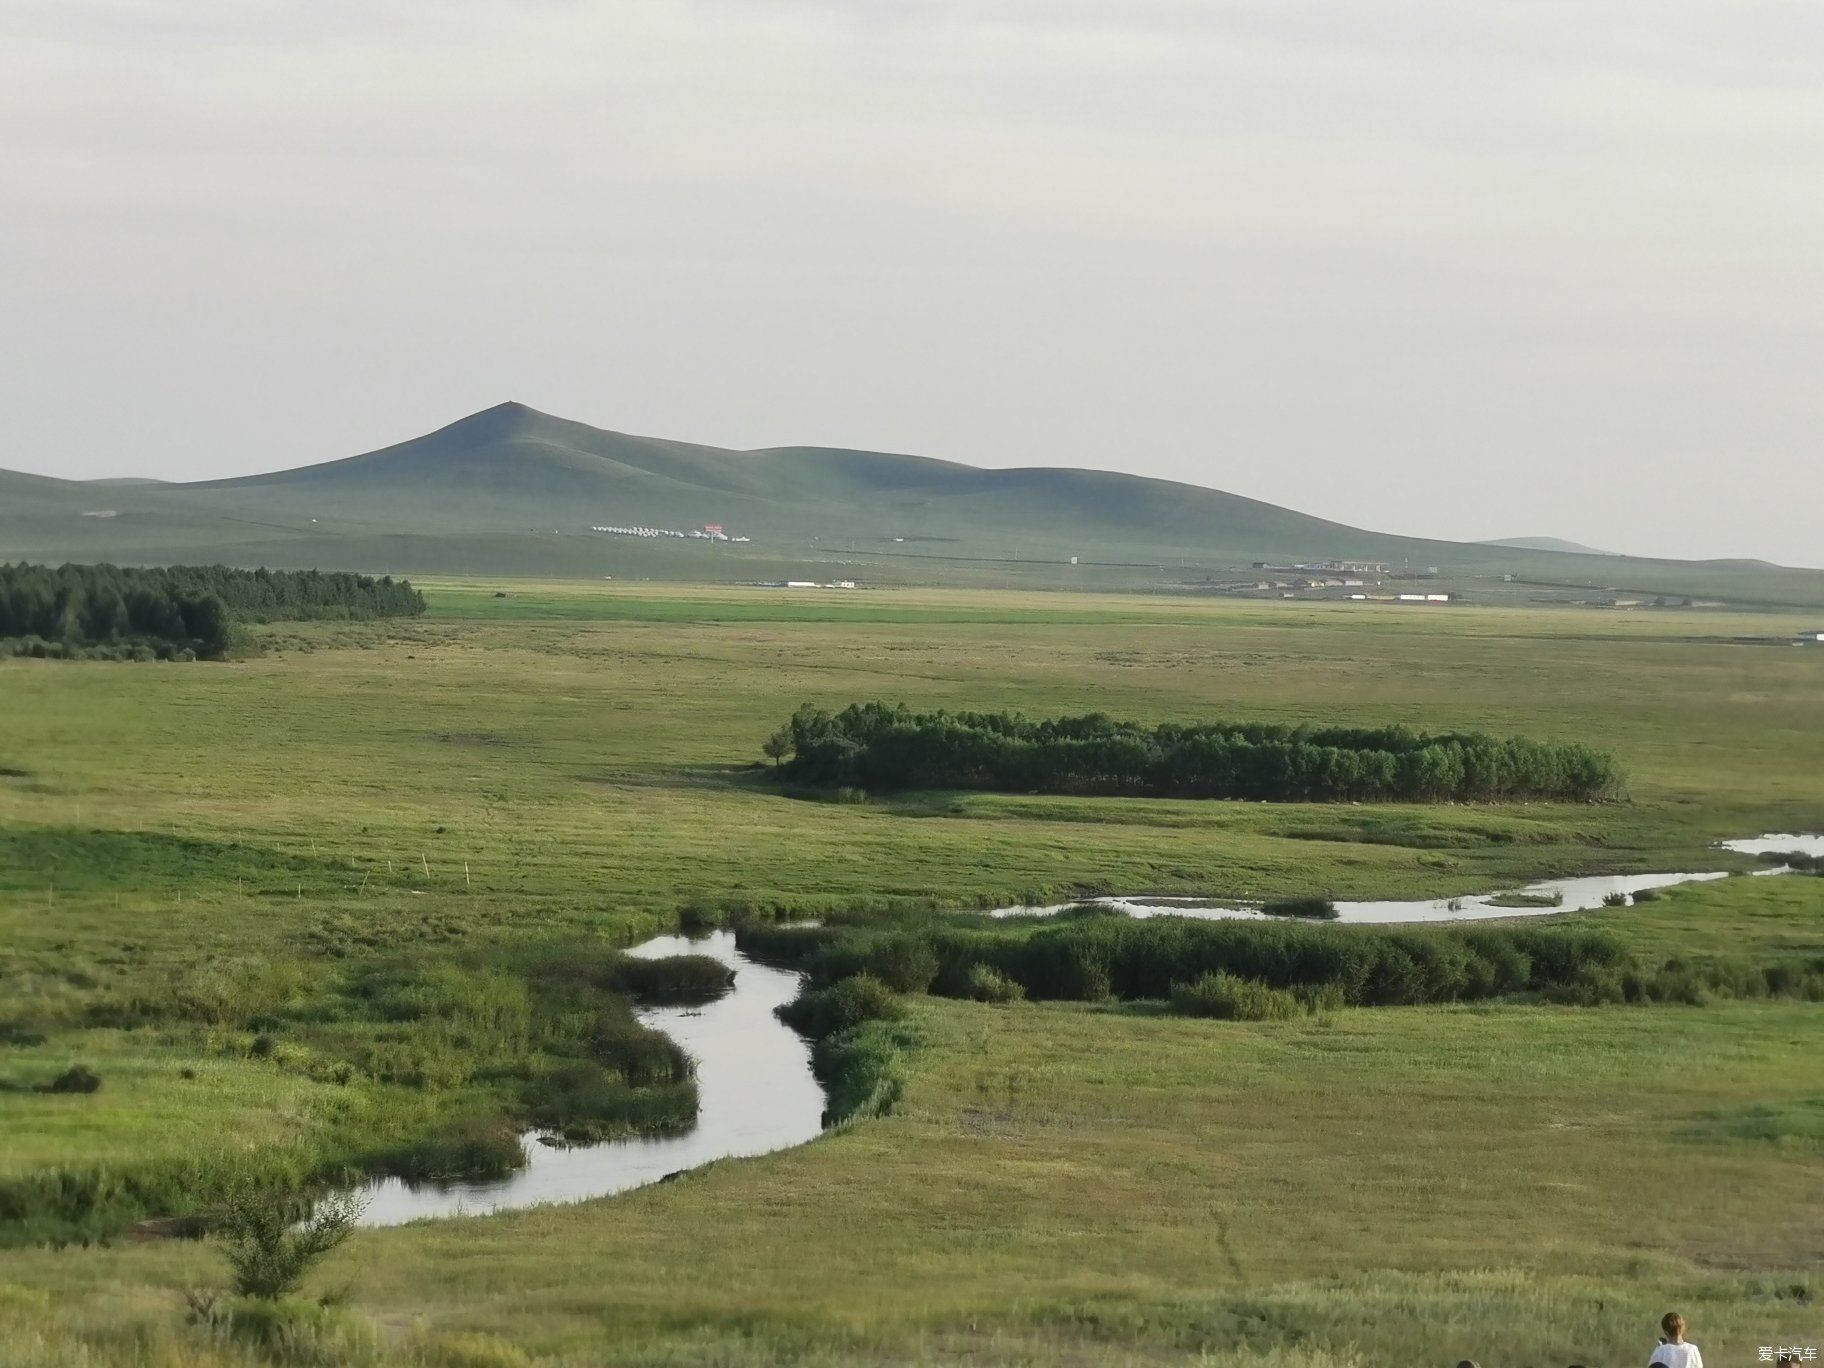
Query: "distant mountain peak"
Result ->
[[435, 400, 559, 446]]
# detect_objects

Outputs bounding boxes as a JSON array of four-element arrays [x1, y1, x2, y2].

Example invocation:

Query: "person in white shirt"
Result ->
[[1647, 1310, 1703, 1367]]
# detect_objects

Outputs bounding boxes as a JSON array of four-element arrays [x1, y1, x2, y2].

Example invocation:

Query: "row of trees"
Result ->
[[0, 563, 426, 660], [768, 701, 1623, 803]]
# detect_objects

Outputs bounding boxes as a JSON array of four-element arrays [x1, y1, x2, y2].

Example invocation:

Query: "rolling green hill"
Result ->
[[4, 402, 1822, 605]]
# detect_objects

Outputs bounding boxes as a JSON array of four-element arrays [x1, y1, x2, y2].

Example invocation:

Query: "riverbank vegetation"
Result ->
[[768, 700, 1624, 802], [752, 900, 1824, 1024], [0, 563, 424, 660], [0, 939, 727, 1245], [0, 583, 1819, 1362]]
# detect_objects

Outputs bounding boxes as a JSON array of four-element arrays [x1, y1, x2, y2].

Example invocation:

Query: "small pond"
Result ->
[[987, 833, 1824, 926], [355, 931, 823, 1227]]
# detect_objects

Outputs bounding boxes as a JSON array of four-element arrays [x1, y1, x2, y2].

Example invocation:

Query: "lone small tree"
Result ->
[[761, 727, 792, 769], [217, 1187, 363, 1300]]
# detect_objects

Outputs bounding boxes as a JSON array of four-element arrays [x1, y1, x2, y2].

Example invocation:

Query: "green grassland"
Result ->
[[0, 583, 1820, 1364]]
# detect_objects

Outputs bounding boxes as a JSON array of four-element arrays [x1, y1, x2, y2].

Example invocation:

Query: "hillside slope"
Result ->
[[1482, 536, 1615, 556], [3, 402, 1821, 605]]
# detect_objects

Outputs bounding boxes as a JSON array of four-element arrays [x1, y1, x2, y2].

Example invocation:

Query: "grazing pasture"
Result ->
[[0, 582, 1819, 1364]]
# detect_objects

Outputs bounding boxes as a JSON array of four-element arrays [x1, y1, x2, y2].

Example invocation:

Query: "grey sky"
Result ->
[[2, 1, 1819, 565]]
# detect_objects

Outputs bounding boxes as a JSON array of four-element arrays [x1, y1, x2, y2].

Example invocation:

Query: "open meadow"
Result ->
[[1, 582, 1820, 1365]]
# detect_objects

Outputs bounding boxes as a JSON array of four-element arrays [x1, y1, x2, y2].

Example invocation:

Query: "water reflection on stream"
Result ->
[[988, 834, 1824, 925], [355, 931, 822, 1227]]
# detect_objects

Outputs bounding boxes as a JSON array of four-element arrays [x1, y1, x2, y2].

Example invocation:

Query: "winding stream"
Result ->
[[355, 931, 823, 1227], [988, 834, 1824, 925], [348, 834, 1819, 1225]]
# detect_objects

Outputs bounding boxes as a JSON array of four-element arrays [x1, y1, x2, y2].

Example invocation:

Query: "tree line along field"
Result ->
[[0, 563, 426, 661], [769, 700, 1625, 801], [0, 582, 1820, 1365]]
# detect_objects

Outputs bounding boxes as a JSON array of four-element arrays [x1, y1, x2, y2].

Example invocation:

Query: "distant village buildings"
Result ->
[[591, 523, 750, 543], [1252, 560, 1389, 575]]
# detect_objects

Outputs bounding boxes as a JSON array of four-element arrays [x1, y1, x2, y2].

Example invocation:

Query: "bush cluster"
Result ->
[[756, 915, 1639, 1008], [1758, 850, 1824, 875], [962, 964, 1025, 1003], [809, 1020, 912, 1124], [1547, 953, 1824, 1007], [777, 973, 902, 1038], [773, 970, 912, 1126], [753, 909, 1824, 1029], [1171, 972, 1304, 1020], [38, 1064, 102, 1095], [608, 954, 735, 1005], [768, 701, 1623, 803]]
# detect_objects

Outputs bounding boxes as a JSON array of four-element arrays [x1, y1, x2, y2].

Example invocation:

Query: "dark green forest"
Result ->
[[770, 701, 1623, 803], [0, 563, 425, 660]]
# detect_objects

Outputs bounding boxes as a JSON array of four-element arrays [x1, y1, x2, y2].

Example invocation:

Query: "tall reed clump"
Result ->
[[771, 910, 1824, 1018], [608, 954, 735, 1005], [752, 914, 1654, 1010], [1171, 972, 1304, 1021], [778, 974, 902, 1038], [776, 974, 913, 1125], [1547, 952, 1824, 1007]]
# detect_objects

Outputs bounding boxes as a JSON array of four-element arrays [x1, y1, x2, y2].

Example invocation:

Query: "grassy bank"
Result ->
[[0, 582, 1820, 1361], [1, 960, 1818, 1362], [0, 939, 726, 1244]]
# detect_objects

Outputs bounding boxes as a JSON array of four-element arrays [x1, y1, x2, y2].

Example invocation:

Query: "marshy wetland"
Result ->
[[1, 583, 1821, 1366]]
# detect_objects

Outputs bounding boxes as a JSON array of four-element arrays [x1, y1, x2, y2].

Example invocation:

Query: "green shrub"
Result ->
[[370, 1121, 524, 1184], [39, 1064, 101, 1095], [778, 974, 902, 1039], [802, 915, 1633, 1012], [215, 1188, 361, 1301], [611, 954, 735, 1005], [1294, 981, 1349, 1013], [963, 964, 1025, 1003], [1761, 958, 1824, 1000], [524, 1062, 694, 1143], [813, 1020, 914, 1124], [1171, 972, 1304, 1021], [840, 935, 940, 993], [589, 1018, 691, 1086], [734, 922, 839, 965]]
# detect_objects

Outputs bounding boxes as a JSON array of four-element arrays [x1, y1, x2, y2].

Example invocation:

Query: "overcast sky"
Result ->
[[3, 1, 1819, 565]]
